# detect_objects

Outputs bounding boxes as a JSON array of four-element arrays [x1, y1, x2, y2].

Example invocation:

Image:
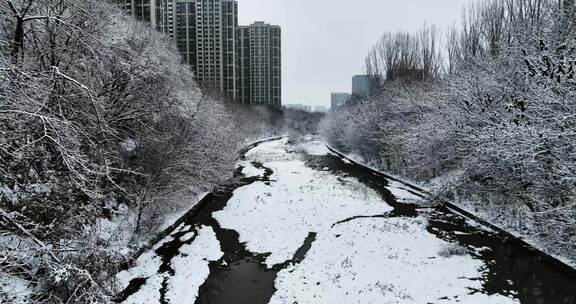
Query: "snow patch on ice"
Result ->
[[270, 217, 519, 304], [116, 244, 165, 290], [116, 226, 222, 304], [239, 161, 265, 177], [215, 141, 391, 268], [166, 226, 223, 304], [386, 180, 423, 201], [245, 137, 292, 163], [297, 140, 331, 156], [120, 275, 164, 304], [223, 137, 520, 303]]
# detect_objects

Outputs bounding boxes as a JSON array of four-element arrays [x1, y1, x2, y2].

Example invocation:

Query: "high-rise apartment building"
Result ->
[[238, 22, 281, 107], [175, 0, 238, 99], [160, 0, 176, 38], [237, 26, 251, 105], [221, 0, 238, 99], [352, 75, 370, 98], [117, 0, 281, 105], [115, 0, 174, 36], [175, 0, 196, 67], [331, 92, 350, 110]]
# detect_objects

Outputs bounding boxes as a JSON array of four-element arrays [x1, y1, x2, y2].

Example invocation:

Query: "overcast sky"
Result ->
[[238, 0, 476, 108]]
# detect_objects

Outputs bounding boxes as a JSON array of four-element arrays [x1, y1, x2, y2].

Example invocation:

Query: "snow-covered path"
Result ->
[[116, 136, 576, 304]]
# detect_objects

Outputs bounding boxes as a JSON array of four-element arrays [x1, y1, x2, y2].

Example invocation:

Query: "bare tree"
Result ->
[[366, 25, 444, 89], [327, 0, 576, 264], [1, 0, 254, 301]]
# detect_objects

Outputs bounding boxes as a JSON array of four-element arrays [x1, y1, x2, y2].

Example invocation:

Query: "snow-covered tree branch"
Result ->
[[322, 0, 576, 264]]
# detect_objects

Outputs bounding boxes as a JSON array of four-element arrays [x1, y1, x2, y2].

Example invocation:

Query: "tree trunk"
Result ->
[[11, 17, 24, 63]]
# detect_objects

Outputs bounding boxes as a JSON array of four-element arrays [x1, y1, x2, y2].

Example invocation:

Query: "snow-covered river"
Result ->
[[115, 136, 576, 304]]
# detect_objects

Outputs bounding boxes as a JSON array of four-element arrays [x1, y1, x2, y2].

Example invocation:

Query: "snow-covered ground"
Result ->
[[270, 217, 516, 304], [297, 135, 332, 155], [215, 137, 519, 303], [329, 141, 576, 270], [116, 136, 521, 304], [214, 140, 389, 267], [0, 235, 37, 304], [386, 180, 423, 201], [238, 161, 266, 177], [0, 275, 34, 304], [158, 192, 210, 232], [116, 225, 222, 304]]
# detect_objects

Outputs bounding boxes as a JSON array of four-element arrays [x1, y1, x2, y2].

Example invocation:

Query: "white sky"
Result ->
[[237, 0, 476, 107]]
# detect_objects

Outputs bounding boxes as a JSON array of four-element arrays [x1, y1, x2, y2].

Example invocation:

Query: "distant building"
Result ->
[[285, 104, 312, 112], [331, 92, 350, 110], [352, 75, 370, 98], [117, 0, 238, 99], [117, 0, 282, 106], [314, 105, 328, 113], [238, 22, 282, 107]]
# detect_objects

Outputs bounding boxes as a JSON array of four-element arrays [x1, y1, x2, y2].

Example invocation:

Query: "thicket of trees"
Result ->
[[322, 0, 576, 261], [365, 25, 443, 84], [0, 1, 304, 302]]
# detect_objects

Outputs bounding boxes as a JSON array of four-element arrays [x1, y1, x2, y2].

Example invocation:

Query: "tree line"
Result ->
[[322, 0, 576, 262], [0, 0, 313, 302]]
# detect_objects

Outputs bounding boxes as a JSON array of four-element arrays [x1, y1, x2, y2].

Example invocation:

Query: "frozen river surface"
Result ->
[[116, 136, 576, 304]]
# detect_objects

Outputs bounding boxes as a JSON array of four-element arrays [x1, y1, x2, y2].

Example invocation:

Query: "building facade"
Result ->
[[314, 105, 328, 113], [331, 92, 350, 110], [159, 0, 175, 38], [115, 0, 174, 35], [284, 104, 311, 112], [352, 75, 370, 98], [221, 0, 239, 99], [175, 0, 196, 67], [238, 22, 281, 107], [174, 0, 238, 99], [117, 0, 281, 105], [237, 26, 251, 104]]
